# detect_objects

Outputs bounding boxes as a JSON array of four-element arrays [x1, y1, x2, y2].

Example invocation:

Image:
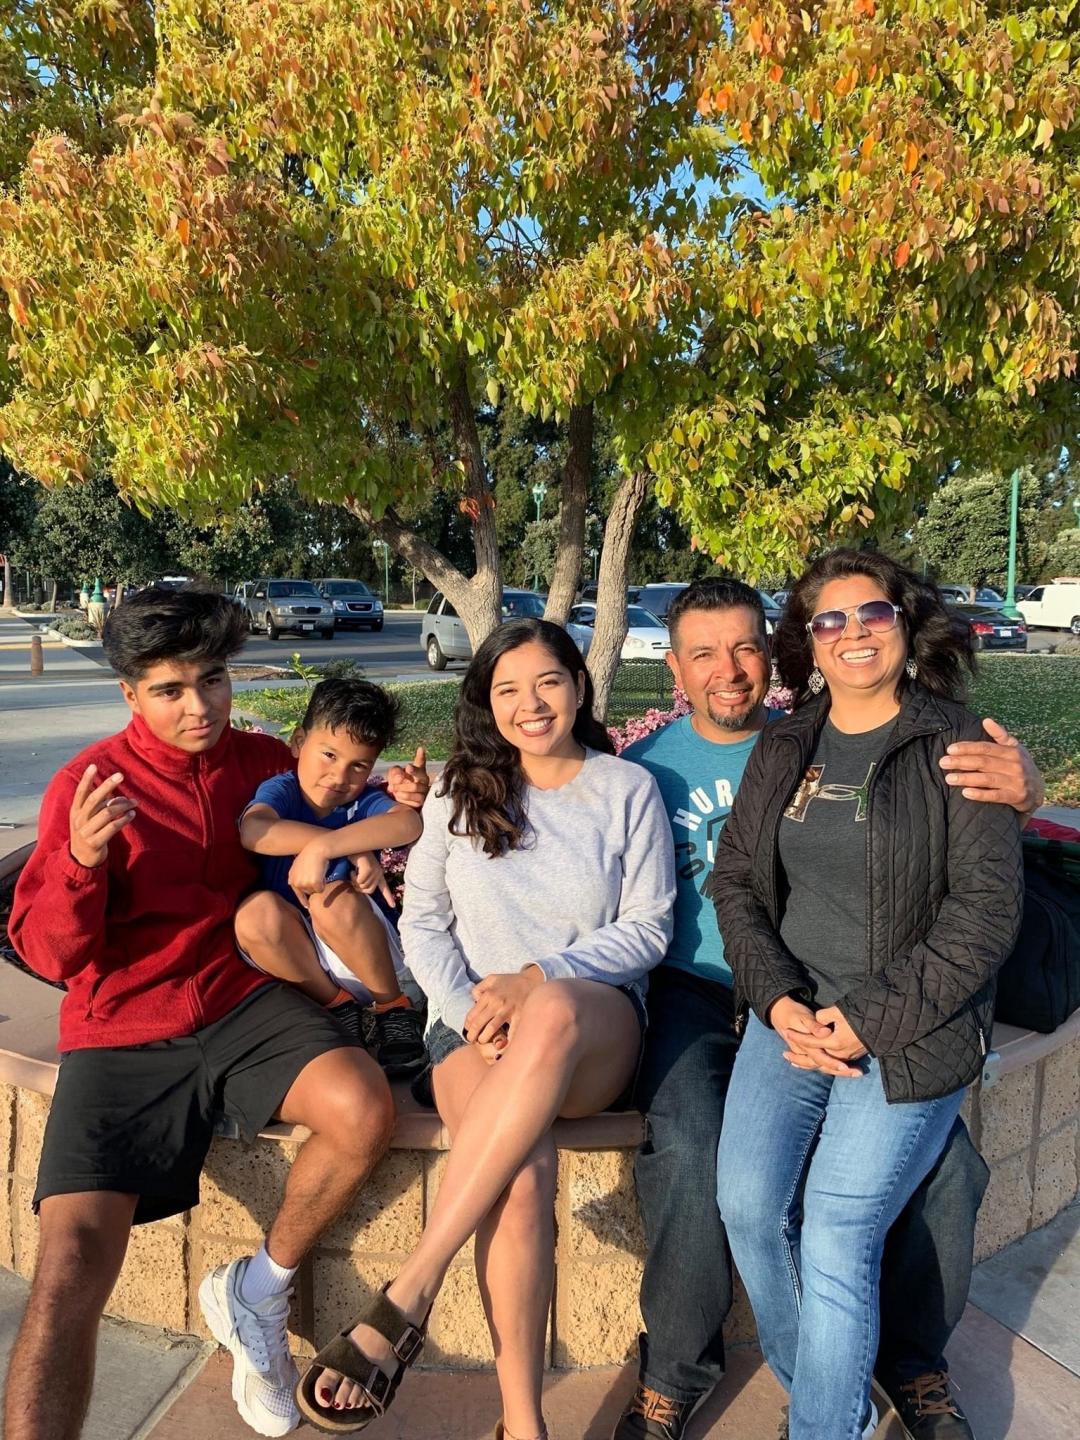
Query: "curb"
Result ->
[[41, 625, 101, 650]]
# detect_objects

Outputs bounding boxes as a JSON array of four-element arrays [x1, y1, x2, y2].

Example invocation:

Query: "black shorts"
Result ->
[[34, 983, 357, 1224]]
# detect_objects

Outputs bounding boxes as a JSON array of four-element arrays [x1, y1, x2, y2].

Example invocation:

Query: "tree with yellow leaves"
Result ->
[[1, 2, 1078, 708]]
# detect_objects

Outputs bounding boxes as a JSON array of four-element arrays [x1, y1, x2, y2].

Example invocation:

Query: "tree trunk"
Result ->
[[350, 360, 503, 654], [115, 581, 126, 606], [587, 469, 651, 719], [1, 555, 13, 610], [544, 403, 593, 625], [48, 577, 58, 611]]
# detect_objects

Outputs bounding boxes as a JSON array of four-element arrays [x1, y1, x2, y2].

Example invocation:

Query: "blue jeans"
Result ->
[[717, 1014, 965, 1440]]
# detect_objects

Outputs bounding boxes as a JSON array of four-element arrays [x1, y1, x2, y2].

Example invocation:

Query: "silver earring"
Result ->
[[770, 660, 781, 689], [905, 656, 918, 679], [808, 666, 825, 694]]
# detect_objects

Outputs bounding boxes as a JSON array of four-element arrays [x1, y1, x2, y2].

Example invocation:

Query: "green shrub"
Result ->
[[240, 679, 461, 758], [52, 616, 97, 640], [320, 657, 364, 679]]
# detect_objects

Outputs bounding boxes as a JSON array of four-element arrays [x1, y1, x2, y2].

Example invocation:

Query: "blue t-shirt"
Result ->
[[624, 715, 760, 985], [245, 770, 396, 911]]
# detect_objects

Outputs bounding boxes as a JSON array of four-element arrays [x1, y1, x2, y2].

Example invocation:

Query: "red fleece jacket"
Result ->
[[8, 715, 294, 1050]]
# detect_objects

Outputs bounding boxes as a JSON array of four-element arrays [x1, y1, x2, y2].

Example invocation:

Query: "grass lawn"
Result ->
[[238, 653, 1080, 808]]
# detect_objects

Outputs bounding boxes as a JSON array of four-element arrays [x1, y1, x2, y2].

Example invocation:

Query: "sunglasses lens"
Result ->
[[860, 601, 898, 631], [810, 610, 847, 640]]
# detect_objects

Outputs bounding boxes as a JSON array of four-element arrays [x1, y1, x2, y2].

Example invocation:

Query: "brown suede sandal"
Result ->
[[494, 1425, 548, 1439], [295, 1284, 428, 1434]]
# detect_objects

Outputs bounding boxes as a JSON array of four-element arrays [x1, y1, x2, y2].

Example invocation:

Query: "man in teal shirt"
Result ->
[[614, 578, 1043, 1440]]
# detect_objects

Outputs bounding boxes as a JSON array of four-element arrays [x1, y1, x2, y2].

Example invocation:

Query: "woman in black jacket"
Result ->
[[711, 549, 1023, 1440]]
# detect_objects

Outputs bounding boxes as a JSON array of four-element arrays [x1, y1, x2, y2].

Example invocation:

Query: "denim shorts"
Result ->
[[410, 982, 648, 1111]]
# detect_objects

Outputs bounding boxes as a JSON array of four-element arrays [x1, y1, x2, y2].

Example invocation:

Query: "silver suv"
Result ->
[[242, 578, 334, 640], [420, 588, 545, 669]]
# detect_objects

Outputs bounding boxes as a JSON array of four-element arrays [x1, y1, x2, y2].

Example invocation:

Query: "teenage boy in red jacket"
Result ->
[[4, 589, 428, 1440]]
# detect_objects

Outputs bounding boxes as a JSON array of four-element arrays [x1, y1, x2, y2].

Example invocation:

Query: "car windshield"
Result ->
[[320, 580, 373, 597], [976, 587, 1003, 602], [268, 581, 321, 598], [502, 593, 545, 617], [626, 606, 665, 629], [758, 590, 779, 609]]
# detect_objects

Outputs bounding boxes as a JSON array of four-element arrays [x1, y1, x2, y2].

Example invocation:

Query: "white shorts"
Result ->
[[241, 894, 421, 1007]]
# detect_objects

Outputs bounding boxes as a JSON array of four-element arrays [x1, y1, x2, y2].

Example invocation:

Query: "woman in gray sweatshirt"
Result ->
[[297, 620, 675, 1438]]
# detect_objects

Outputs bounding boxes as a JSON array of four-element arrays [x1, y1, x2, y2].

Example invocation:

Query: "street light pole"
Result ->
[[372, 539, 390, 605], [1002, 467, 1021, 620], [530, 481, 547, 591]]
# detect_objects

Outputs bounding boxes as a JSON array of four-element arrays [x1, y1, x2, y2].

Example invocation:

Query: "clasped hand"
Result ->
[[464, 968, 544, 1054], [768, 996, 868, 1078], [288, 843, 394, 909]]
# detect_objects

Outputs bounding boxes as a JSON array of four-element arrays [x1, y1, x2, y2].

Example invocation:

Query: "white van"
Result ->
[[1016, 580, 1080, 635]]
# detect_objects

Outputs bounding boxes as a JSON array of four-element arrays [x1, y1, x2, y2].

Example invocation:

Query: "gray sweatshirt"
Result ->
[[400, 749, 676, 1037]]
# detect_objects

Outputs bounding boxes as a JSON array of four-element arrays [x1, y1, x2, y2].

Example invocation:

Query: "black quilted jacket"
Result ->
[[709, 687, 1024, 1102]]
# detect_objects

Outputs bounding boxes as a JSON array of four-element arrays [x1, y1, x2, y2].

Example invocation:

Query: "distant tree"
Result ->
[[1043, 528, 1080, 578], [916, 467, 1057, 589], [22, 475, 170, 597], [165, 480, 305, 583], [0, 460, 39, 606]]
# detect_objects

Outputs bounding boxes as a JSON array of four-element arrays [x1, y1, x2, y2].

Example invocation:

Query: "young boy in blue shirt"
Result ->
[[236, 677, 428, 1077]]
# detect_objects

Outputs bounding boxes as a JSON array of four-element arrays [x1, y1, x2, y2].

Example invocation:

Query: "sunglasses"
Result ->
[[807, 600, 902, 642]]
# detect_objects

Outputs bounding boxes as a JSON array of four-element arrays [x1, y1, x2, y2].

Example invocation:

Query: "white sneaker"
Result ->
[[862, 1401, 880, 1439], [199, 1256, 300, 1436]]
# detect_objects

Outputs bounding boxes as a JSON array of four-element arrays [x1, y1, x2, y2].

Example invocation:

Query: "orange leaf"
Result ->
[[176, 216, 191, 246], [893, 240, 910, 268], [769, 64, 783, 84], [903, 141, 919, 174], [282, 408, 300, 425]]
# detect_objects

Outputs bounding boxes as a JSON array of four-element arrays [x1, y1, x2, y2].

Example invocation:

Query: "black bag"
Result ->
[[994, 834, 1080, 1033]]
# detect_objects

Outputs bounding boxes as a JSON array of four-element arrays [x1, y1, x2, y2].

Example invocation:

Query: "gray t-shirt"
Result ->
[[399, 749, 676, 1037], [778, 717, 896, 1005]]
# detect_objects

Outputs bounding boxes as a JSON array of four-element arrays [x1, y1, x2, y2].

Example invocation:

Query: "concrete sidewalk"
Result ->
[[2, 1209, 1078, 1437]]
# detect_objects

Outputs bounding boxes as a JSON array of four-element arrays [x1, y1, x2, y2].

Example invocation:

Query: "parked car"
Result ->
[[421, 588, 545, 669], [633, 582, 688, 621], [1014, 584, 1040, 601], [1017, 580, 1080, 635], [315, 578, 384, 631], [772, 589, 791, 609], [633, 581, 780, 634], [243, 578, 335, 640], [578, 583, 641, 605], [566, 603, 671, 659], [756, 589, 782, 634], [947, 604, 1027, 652], [937, 584, 1007, 607]]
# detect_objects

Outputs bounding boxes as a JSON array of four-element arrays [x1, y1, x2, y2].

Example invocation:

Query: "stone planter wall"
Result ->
[[1, 1022, 1076, 1368]]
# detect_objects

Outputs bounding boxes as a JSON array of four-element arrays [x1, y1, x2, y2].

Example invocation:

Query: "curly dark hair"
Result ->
[[102, 587, 249, 680], [301, 677, 398, 751], [441, 618, 614, 858], [773, 548, 974, 704]]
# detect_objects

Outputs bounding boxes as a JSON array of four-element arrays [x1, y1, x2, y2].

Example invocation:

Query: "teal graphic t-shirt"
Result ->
[[624, 715, 760, 984]]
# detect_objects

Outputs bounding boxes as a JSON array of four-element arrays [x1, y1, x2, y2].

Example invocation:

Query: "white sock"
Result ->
[[240, 1245, 297, 1305]]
